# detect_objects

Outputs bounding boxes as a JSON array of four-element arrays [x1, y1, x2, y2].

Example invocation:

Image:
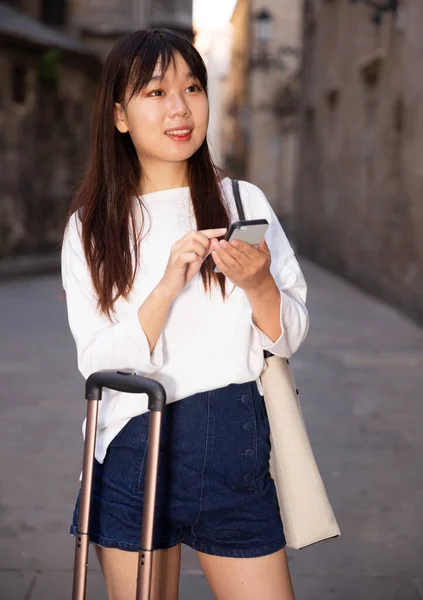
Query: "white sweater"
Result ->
[[61, 177, 309, 462]]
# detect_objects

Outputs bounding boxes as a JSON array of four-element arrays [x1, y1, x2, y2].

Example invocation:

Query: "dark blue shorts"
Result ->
[[70, 380, 286, 558]]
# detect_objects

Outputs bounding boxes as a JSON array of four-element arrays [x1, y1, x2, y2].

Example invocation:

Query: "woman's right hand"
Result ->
[[158, 228, 227, 301]]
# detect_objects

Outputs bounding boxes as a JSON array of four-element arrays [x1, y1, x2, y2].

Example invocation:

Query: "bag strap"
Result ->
[[231, 179, 246, 221], [231, 178, 273, 359], [232, 179, 273, 358]]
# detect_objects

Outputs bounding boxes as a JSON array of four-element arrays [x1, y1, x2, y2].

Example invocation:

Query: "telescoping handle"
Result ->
[[72, 370, 167, 600], [85, 369, 166, 411]]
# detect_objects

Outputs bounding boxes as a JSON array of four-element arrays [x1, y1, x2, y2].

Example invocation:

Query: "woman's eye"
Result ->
[[149, 89, 164, 97], [186, 85, 201, 93]]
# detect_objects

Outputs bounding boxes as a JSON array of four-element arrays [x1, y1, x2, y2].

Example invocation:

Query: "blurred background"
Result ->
[[1, 1, 423, 599]]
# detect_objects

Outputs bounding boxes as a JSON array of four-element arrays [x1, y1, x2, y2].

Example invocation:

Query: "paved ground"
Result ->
[[0, 258, 422, 599]]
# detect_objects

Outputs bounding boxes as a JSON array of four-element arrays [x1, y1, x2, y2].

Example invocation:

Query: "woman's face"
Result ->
[[114, 52, 209, 167]]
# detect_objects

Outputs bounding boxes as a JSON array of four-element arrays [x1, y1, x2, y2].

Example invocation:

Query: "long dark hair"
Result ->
[[67, 28, 230, 318]]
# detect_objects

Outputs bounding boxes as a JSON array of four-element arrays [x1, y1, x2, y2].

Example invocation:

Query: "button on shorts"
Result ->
[[70, 380, 286, 558]]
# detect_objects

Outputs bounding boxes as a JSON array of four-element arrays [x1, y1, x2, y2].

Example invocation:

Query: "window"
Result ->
[[41, 0, 68, 27]]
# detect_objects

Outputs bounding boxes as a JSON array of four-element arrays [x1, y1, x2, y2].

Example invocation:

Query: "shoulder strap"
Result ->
[[231, 178, 273, 359], [231, 179, 246, 221]]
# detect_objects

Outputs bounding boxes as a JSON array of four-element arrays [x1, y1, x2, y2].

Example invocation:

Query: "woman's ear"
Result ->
[[114, 103, 129, 133]]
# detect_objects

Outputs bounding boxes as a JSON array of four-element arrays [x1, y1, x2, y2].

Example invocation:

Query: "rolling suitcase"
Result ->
[[72, 369, 167, 600]]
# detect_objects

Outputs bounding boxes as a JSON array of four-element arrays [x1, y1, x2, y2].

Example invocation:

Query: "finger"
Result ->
[[184, 231, 221, 254], [230, 239, 261, 258], [188, 230, 227, 256], [212, 250, 229, 275], [258, 238, 270, 254], [186, 232, 211, 254], [183, 239, 209, 259], [206, 238, 219, 257], [177, 252, 202, 266], [199, 228, 227, 239], [221, 239, 252, 263], [216, 240, 244, 268]]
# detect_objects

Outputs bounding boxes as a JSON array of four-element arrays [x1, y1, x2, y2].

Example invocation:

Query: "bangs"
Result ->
[[123, 29, 208, 102]]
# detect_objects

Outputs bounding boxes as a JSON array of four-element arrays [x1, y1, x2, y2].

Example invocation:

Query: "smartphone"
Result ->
[[213, 219, 269, 273]]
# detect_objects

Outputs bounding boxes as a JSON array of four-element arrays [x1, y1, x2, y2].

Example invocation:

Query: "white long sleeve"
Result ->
[[61, 214, 163, 379]]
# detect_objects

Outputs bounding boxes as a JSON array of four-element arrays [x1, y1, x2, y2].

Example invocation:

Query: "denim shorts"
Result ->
[[70, 380, 286, 558]]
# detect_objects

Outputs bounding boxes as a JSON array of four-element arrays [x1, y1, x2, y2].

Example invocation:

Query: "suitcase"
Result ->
[[72, 369, 167, 600]]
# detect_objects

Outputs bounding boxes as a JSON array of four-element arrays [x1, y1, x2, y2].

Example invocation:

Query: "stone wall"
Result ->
[[0, 47, 98, 258], [296, 0, 423, 324]]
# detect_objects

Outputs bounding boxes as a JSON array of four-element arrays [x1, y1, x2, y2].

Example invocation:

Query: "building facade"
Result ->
[[1, 0, 193, 260], [222, 0, 303, 229], [73, 0, 193, 59], [296, 0, 423, 324], [248, 0, 302, 227]]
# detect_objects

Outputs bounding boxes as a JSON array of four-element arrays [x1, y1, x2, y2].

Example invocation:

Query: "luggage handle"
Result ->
[[73, 369, 167, 600], [85, 369, 166, 411]]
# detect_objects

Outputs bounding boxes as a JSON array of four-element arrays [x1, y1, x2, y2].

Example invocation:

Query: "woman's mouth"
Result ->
[[165, 129, 193, 142]]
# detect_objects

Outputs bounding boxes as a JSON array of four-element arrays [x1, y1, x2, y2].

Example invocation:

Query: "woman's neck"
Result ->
[[139, 160, 189, 195]]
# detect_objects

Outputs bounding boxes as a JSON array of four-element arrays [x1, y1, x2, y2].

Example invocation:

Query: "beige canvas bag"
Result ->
[[260, 354, 341, 549]]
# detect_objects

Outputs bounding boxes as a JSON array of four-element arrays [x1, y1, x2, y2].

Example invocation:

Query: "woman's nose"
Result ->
[[167, 93, 191, 118]]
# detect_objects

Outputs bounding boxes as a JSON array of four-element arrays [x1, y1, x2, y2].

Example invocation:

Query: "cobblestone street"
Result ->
[[0, 258, 422, 599]]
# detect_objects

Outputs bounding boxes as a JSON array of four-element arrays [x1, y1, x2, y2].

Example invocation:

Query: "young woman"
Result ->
[[62, 28, 309, 600]]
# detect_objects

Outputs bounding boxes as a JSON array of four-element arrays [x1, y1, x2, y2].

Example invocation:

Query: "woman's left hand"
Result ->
[[211, 238, 273, 292]]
